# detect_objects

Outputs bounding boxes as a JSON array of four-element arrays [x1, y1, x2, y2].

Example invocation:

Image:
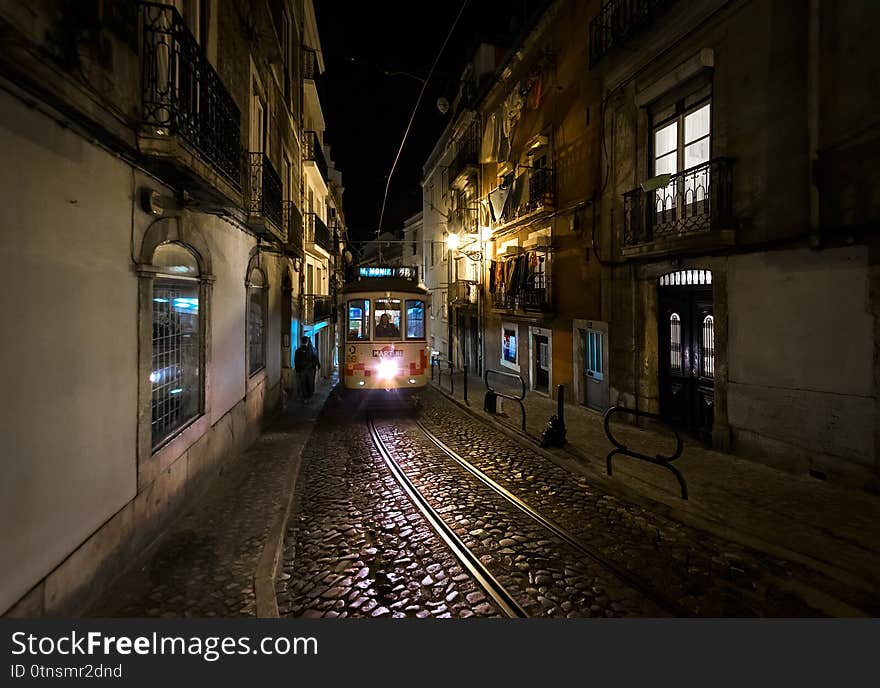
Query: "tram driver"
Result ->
[[375, 312, 400, 338]]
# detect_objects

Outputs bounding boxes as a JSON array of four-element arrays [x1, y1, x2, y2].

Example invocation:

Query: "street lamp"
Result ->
[[446, 231, 460, 251]]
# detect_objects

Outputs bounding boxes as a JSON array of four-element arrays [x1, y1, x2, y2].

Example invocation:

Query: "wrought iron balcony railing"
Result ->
[[301, 294, 334, 324], [589, 0, 675, 67], [303, 48, 318, 81], [283, 201, 303, 257], [247, 152, 283, 231], [622, 158, 734, 247], [449, 123, 481, 187], [450, 280, 476, 305], [492, 284, 551, 312], [140, 2, 242, 190], [303, 130, 329, 183], [304, 212, 333, 254], [496, 167, 556, 226]]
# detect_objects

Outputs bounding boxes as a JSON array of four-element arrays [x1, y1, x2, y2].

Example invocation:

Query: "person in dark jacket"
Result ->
[[294, 336, 321, 402]]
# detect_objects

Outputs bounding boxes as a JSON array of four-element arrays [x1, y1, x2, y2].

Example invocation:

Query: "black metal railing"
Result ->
[[589, 0, 675, 67], [623, 158, 734, 247], [492, 284, 550, 312], [304, 212, 333, 253], [140, 2, 242, 190], [303, 47, 318, 81], [301, 294, 334, 323], [283, 201, 303, 255], [303, 130, 328, 182], [497, 168, 556, 225], [247, 152, 283, 229], [484, 369, 527, 433], [449, 124, 480, 185]]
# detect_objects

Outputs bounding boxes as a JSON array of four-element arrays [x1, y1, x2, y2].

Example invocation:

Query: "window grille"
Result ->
[[702, 315, 715, 378], [151, 280, 200, 447], [669, 313, 682, 374]]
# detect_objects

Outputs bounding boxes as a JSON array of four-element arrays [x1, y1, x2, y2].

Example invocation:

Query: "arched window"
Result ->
[[151, 242, 201, 448], [702, 314, 715, 378], [247, 266, 267, 376], [669, 313, 682, 374]]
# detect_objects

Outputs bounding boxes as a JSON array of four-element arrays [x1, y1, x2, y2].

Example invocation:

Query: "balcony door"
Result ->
[[658, 270, 714, 442]]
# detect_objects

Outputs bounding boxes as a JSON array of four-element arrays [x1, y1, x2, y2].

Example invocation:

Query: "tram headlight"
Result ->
[[376, 359, 398, 379]]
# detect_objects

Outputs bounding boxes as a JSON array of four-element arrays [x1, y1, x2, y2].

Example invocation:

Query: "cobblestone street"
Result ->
[[276, 388, 880, 618]]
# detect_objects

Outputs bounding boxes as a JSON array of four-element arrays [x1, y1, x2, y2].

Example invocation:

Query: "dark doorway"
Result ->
[[534, 333, 549, 394], [658, 274, 714, 442]]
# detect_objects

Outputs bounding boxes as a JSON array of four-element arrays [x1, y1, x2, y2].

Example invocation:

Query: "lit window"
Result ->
[[669, 313, 682, 374], [502, 327, 517, 364], [406, 300, 425, 339], [151, 243, 201, 448], [247, 267, 267, 376], [652, 100, 712, 216], [347, 299, 370, 340], [374, 298, 402, 339], [702, 315, 715, 378]]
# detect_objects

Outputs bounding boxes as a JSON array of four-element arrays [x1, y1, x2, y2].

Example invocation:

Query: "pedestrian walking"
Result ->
[[294, 336, 321, 402]]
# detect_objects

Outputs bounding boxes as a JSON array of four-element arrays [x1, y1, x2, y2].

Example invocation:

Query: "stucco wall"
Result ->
[[0, 90, 138, 613], [727, 246, 875, 470]]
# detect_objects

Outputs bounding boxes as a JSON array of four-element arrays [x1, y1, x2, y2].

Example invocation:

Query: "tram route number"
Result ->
[[372, 349, 404, 358]]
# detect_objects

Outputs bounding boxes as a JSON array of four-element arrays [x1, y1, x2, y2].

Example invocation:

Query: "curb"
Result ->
[[253, 380, 336, 618], [427, 382, 878, 613]]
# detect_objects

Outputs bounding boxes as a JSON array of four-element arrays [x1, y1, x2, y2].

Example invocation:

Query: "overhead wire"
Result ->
[[375, 0, 469, 258]]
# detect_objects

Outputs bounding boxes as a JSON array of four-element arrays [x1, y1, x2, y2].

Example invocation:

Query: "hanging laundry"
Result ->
[[488, 173, 513, 221], [526, 69, 544, 110], [480, 111, 501, 163], [488, 260, 496, 293], [501, 86, 525, 162]]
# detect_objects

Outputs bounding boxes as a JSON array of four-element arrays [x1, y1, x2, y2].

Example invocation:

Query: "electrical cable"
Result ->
[[376, 0, 469, 252]]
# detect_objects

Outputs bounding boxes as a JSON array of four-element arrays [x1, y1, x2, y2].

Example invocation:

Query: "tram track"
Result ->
[[367, 414, 687, 617]]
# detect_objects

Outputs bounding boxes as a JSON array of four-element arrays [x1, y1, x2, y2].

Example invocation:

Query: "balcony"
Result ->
[[589, 0, 676, 67], [450, 280, 477, 306], [621, 158, 735, 258], [284, 201, 303, 259], [301, 294, 334, 324], [304, 212, 333, 255], [494, 167, 556, 228], [303, 130, 329, 184], [492, 284, 551, 313], [449, 123, 480, 189], [139, 2, 241, 204], [303, 48, 318, 81], [246, 152, 283, 239]]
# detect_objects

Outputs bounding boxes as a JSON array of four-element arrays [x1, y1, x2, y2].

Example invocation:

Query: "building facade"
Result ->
[[592, 0, 879, 489], [0, 0, 345, 616]]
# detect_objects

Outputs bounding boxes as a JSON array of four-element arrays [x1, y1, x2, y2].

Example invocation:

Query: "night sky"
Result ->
[[314, 1, 546, 249]]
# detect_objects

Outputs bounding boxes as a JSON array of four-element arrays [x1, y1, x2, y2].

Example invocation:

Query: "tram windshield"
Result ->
[[374, 299, 401, 339], [347, 299, 370, 341], [405, 300, 425, 339]]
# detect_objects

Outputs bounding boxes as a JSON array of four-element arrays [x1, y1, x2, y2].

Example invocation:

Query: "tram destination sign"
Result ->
[[359, 266, 417, 280], [372, 349, 404, 358]]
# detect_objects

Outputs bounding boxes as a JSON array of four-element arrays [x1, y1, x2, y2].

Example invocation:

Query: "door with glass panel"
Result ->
[[583, 324, 609, 411], [658, 274, 714, 442]]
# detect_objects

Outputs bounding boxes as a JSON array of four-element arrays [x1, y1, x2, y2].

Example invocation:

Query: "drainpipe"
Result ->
[[808, 0, 821, 248]]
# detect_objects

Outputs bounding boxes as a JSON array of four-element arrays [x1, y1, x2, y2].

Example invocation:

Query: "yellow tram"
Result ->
[[341, 266, 431, 394]]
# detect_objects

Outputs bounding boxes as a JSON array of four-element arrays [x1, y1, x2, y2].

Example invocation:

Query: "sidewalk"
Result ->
[[88, 374, 337, 618], [430, 369, 880, 593]]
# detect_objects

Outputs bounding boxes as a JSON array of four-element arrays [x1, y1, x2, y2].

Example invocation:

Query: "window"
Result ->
[[702, 315, 715, 378], [374, 298, 402, 339], [247, 267, 266, 376], [406, 300, 425, 339], [440, 290, 447, 315], [669, 313, 682, 374], [586, 329, 604, 380], [652, 100, 711, 213], [347, 299, 370, 340], [502, 326, 517, 364], [151, 243, 201, 449], [430, 240, 435, 266]]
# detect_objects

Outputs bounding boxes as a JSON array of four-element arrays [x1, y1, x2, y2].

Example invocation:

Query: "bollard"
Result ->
[[464, 364, 468, 403], [448, 359, 454, 395], [557, 384, 565, 427]]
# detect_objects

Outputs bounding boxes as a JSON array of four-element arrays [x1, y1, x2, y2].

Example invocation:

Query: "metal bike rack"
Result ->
[[432, 355, 454, 395], [602, 406, 688, 500], [483, 369, 527, 432]]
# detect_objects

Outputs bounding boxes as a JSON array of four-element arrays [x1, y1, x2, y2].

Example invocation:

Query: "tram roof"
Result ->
[[341, 277, 429, 295]]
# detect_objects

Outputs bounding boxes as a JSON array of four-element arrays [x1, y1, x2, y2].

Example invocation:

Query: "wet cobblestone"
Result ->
[[374, 418, 665, 617], [276, 397, 501, 618], [418, 388, 872, 616]]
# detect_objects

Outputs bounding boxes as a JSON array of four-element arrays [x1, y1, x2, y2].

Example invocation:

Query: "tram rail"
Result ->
[[367, 414, 688, 617]]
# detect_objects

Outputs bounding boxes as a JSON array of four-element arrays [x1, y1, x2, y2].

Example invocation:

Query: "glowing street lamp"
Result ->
[[446, 232, 460, 251]]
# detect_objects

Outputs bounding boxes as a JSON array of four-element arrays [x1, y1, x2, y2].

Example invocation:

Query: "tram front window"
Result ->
[[406, 300, 425, 339], [347, 299, 370, 340], [374, 299, 401, 339]]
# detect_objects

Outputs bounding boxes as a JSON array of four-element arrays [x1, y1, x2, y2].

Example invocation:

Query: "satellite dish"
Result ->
[[436, 97, 449, 115]]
